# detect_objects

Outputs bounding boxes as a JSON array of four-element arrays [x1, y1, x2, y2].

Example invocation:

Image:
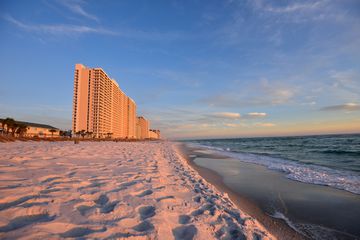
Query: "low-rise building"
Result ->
[[24, 122, 60, 137], [0, 119, 60, 137], [149, 129, 161, 139]]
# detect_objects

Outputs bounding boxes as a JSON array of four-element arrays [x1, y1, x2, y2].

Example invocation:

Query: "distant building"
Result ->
[[24, 122, 60, 137], [136, 116, 149, 139], [72, 64, 137, 138], [149, 129, 161, 139], [127, 97, 137, 139], [0, 119, 59, 137]]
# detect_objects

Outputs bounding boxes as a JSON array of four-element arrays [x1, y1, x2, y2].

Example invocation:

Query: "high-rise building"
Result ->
[[136, 116, 149, 139], [127, 97, 137, 139], [72, 64, 136, 138]]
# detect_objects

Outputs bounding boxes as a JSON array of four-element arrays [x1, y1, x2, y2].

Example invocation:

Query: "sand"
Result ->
[[0, 141, 274, 239]]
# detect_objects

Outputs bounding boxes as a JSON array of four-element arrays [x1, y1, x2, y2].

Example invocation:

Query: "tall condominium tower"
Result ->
[[136, 116, 149, 139], [72, 64, 136, 138], [127, 97, 137, 139]]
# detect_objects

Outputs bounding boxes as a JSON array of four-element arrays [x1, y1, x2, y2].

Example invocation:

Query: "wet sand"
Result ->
[[178, 143, 360, 240], [178, 143, 305, 240]]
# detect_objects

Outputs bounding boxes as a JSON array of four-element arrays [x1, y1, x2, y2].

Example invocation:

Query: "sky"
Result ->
[[0, 0, 359, 139]]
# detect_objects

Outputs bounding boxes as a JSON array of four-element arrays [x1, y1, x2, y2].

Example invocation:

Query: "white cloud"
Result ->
[[301, 101, 317, 106], [224, 123, 236, 127], [260, 79, 295, 105], [211, 112, 241, 119], [254, 122, 276, 127], [4, 15, 191, 41], [57, 0, 99, 21], [320, 103, 360, 111], [4, 15, 117, 36], [246, 112, 267, 117], [262, 1, 325, 13]]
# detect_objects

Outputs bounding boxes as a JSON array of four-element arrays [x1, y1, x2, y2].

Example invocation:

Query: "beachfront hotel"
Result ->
[[72, 64, 160, 139], [72, 64, 136, 138], [136, 116, 149, 139]]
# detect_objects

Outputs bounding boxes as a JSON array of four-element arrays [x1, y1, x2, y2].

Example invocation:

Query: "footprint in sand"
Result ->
[[20, 201, 49, 208], [40, 187, 67, 194], [178, 215, 191, 224], [0, 213, 55, 232], [0, 195, 39, 211], [100, 201, 119, 214], [132, 220, 154, 232], [191, 208, 204, 216], [77, 205, 95, 216], [60, 226, 106, 238], [172, 225, 197, 240], [156, 196, 174, 202], [193, 196, 201, 203], [40, 176, 62, 184], [106, 186, 127, 194], [0, 184, 22, 190], [119, 180, 139, 188], [94, 194, 109, 206], [138, 206, 156, 220], [137, 189, 153, 197], [94, 194, 119, 214], [223, 225, 246, 240]]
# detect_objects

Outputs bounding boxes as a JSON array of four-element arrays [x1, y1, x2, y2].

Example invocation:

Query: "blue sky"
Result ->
[[0, 0, 359, 139]]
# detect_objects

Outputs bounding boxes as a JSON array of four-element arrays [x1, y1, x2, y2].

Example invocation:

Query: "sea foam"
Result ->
[[192, 143, 360, 195]]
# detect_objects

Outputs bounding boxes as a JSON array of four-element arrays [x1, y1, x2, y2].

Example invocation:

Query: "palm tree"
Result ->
[[49, 129, 57, 137], [80, 130, 86, 138], [16, 124, 28, 137], [86, 131, 93, 138], [75, 131, 81, 137], [1, 120, 5, 134], [3, 118, 15, 135], [9, 122, 18, 136]]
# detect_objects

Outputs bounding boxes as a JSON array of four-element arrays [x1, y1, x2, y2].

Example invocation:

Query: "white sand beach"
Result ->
[[0, 141, 274, 239]]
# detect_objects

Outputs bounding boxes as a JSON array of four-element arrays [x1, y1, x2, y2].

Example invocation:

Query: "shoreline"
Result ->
[[177, 142, 305, 240]]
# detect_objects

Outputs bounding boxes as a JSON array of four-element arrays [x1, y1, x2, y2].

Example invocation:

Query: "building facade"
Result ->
[[149, 129, 161, 139], [136, 116, 149, 139], [72, 64, 137, 138], [127, 97, 137, 139], [0, 119, 59, 137]]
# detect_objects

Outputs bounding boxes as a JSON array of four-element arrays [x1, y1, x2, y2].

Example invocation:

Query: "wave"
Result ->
[[270, 211, 358, 239], [316, 149, 360, 156], [190, 143, 360, 195]]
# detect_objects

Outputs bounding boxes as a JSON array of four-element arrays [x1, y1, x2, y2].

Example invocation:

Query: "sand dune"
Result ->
[[0, 141, 274, 239]]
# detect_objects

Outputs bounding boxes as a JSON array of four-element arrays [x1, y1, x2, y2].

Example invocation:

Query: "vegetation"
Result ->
[[1, 118, 28, 137], [15, 123, 28, 137], [49, 129, 57, 137], [2, 118, 16, 135]]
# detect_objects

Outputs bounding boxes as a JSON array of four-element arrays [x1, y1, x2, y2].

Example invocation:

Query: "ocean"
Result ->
[[188, 134, 360, 195], [186, 134, 360, 239]]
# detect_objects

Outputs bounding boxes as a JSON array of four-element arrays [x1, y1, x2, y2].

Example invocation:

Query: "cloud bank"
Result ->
[[320, 103, 360, 111]]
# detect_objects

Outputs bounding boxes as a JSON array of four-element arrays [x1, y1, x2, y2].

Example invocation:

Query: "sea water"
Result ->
[[187, 134, 360, 239], [189, 134, 360, 195]]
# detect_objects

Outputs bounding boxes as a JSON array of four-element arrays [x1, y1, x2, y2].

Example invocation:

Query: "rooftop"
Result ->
[[0, 118, 59, 130]]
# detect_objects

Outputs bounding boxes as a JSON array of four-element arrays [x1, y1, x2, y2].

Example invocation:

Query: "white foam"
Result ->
[[191, 143, 360, 195], [270, 211, 299, 233]]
